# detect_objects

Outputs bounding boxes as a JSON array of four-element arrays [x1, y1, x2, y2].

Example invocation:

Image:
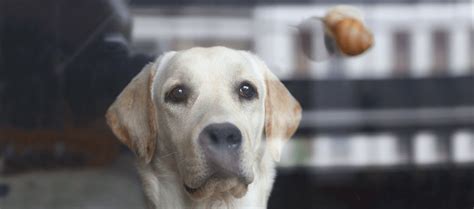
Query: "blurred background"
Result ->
[[0, 0, 473, 209]]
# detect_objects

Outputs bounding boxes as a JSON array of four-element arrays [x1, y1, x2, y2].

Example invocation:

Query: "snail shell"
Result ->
[[324, 6, 374, 56], [330, 18, 374, 56]]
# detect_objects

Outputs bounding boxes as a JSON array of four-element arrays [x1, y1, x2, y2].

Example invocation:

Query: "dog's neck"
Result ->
[[137, 150, 276, 209]]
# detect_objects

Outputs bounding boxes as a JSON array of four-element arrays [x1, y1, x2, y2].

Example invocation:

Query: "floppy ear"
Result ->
[[106, 52, 175, 164], [244, 53, 302, 161], [264, 69, 302, 162]]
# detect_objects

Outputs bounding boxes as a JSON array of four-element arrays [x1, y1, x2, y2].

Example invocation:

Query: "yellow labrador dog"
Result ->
[[106, 46, 301, 209]]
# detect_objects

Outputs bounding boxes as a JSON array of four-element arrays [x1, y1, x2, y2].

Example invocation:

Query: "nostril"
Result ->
[[209, 132, 219, 145]]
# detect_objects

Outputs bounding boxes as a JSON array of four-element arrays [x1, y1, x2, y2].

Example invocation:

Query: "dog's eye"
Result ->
[[166, 85, 189, 103], [238, 82, 257, 100]]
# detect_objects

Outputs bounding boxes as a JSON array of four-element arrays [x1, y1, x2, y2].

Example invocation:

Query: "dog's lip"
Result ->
[[183, 173, 213, 195], [184, 184, 202, 194], [183, 176, 251, 195]]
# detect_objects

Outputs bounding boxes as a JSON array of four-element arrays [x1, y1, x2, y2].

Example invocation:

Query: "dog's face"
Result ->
[[153, 48, 266, 199], [106, 46, 301, 201]]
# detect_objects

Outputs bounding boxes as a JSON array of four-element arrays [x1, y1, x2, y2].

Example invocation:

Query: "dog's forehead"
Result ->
[[166, 47, 261, 80]]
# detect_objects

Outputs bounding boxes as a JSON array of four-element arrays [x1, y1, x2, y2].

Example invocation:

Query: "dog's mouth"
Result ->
[[183, 177, 249, 200], [184, 184, 201, 194]]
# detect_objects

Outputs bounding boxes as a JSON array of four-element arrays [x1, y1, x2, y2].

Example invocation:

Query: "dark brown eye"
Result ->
[[166, 85, 189, 103], [238, 82, 257, 100]]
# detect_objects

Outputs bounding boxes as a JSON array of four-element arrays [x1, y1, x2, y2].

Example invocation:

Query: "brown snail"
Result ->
[[323, 6, 374, 56], [295, 5, 374, 60]]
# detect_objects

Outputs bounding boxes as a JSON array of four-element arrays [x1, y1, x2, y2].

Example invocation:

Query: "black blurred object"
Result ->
[[0, 183, 10, 198], [0, 0, 153, 128], [269, 166, 474, 209], [283, 76, 474, 111], [283, 76, 474, 135]]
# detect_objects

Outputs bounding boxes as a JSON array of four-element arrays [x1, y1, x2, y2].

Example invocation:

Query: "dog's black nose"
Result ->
[[200, 123, 242, 150], [199, 122, 242, 176]]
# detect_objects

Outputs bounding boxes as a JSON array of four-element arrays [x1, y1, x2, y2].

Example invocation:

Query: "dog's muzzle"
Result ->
[[182, 122, 253, 199], [199, 122, 243, 177]]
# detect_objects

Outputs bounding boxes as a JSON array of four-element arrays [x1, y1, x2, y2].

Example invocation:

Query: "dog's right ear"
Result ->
[[106, 52, 175, 164]]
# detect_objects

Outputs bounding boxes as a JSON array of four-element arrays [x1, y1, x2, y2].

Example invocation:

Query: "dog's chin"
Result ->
[[184, 177, 249, 200]]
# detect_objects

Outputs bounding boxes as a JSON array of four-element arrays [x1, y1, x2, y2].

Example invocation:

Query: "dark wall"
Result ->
[[0, 0, 152, 128]]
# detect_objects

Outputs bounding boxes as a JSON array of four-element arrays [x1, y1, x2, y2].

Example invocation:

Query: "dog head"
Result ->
[[106, 46, 301, 200]]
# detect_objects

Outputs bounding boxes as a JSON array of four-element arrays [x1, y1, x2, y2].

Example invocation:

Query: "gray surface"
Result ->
[[0, 155, 146, 209]]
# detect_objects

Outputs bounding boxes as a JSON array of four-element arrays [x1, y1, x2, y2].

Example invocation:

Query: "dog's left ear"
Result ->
[[243, 52, 302, 162], [264, 68, 302, 162], [106, 52, 175, 164]]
